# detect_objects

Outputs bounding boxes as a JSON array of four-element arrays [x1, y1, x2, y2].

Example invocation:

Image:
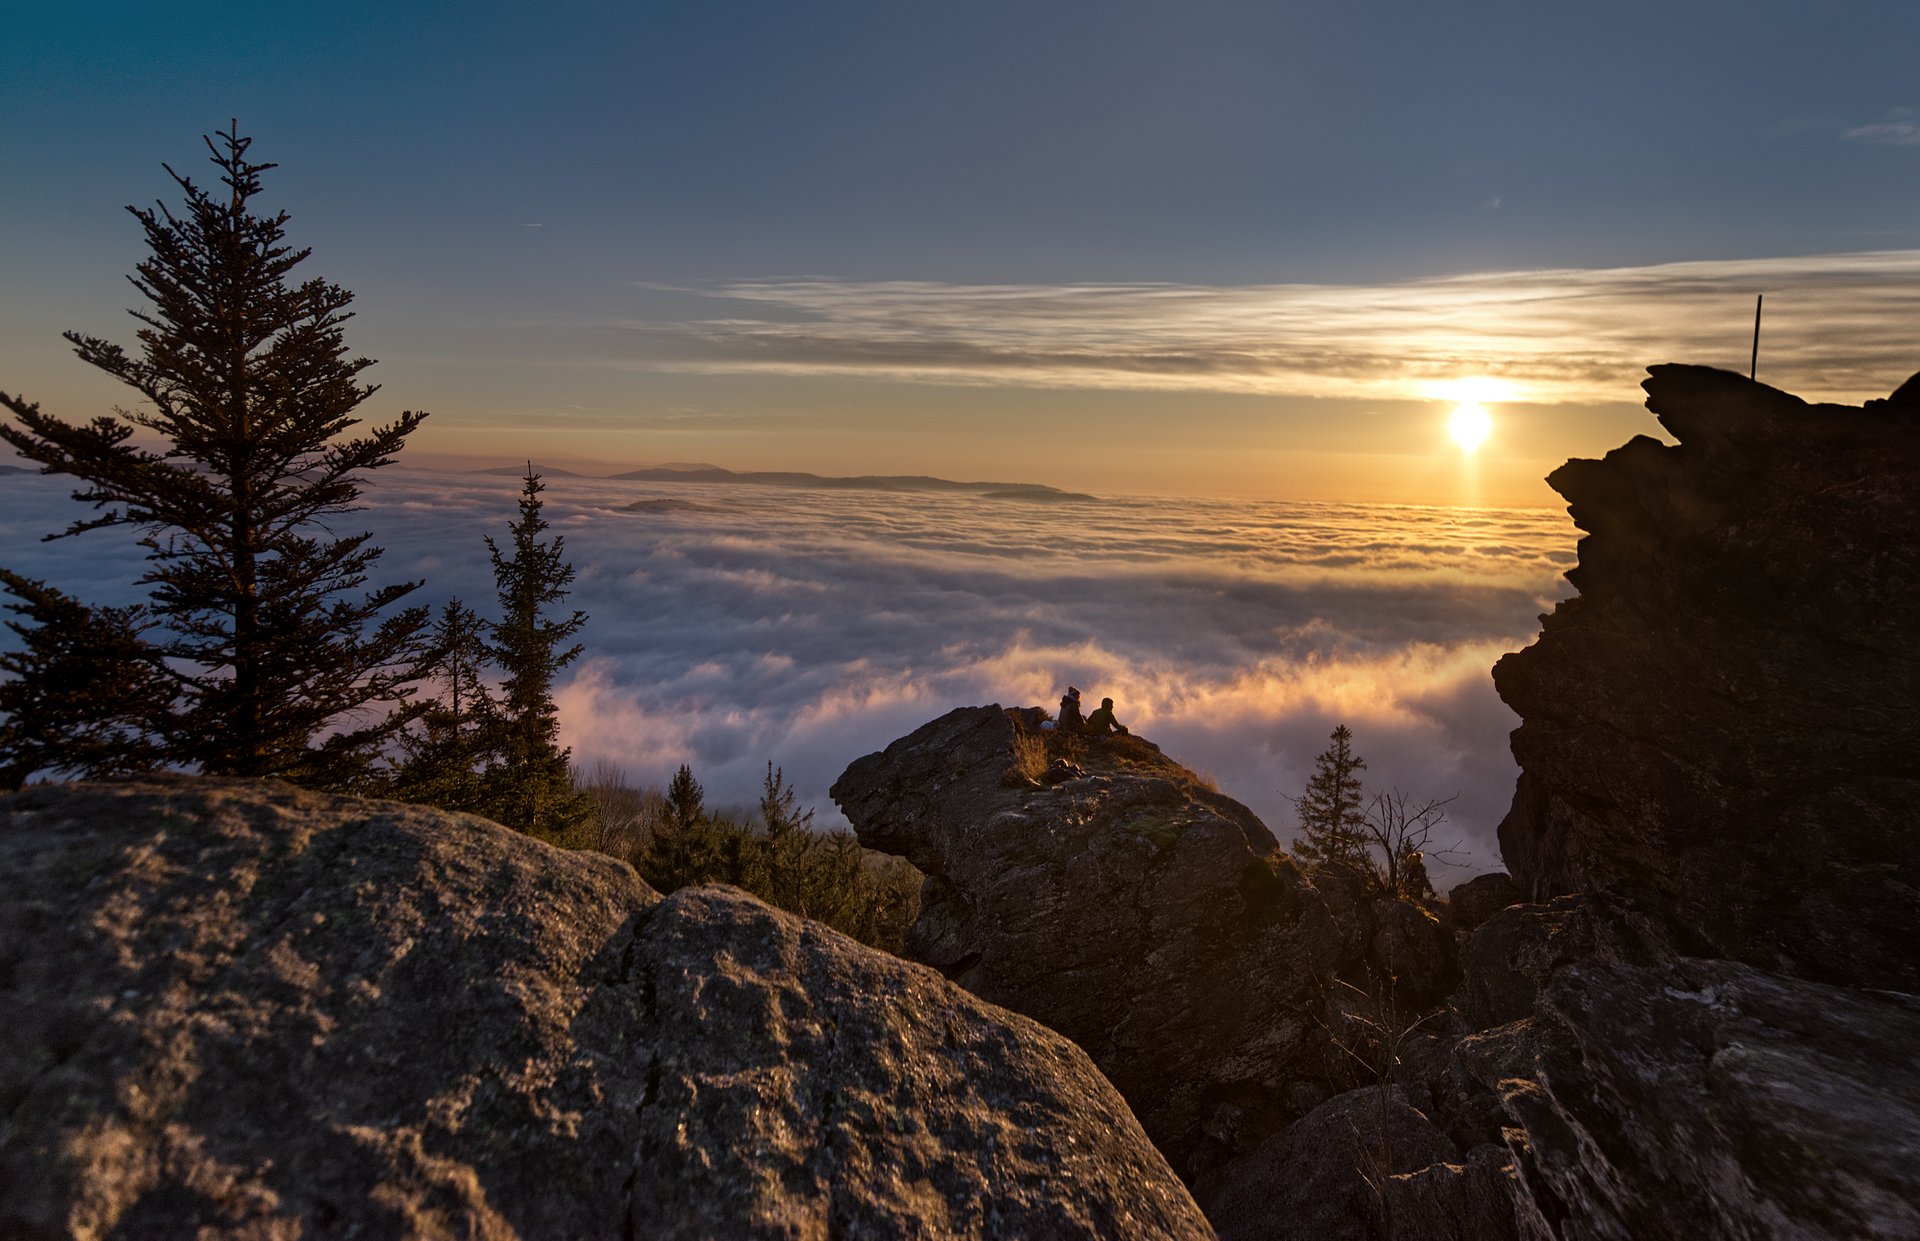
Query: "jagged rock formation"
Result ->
[[1470, 367, 1920, 1239], [832, 706, 1457, 1179], [0, 778, 1212, 1240], [1493, 364, 1920, 991]]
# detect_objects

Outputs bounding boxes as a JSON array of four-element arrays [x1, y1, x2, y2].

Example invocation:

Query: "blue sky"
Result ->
[[6, 1, 1918, 502]]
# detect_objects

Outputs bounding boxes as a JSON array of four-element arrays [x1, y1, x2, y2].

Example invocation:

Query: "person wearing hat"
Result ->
[[1058, 687, 1085, 732]]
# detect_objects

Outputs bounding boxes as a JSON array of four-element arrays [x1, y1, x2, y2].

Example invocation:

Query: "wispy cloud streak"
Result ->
[[618, 251, 1920, 404]]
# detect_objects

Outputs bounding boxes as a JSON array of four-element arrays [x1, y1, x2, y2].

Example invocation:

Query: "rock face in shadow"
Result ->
[[832, 706, 1456, 1180], [1466, 367, 1920, 1239], [1492, 364, 1920, 991], [1197, 1087, 1517, 1241], [0, 778, 1212, 1240], [1491, 954, 1920, 1240]]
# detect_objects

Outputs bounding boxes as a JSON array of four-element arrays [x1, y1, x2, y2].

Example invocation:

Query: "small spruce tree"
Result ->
[[0, 569, 177, 788], [1292, 724, 1371, 872], [392, 599, 497, 811], [642, 764, 718, 889], [482, 466, 590, 837], [0, 125, 428, 786], [758, 761, 815, 912]]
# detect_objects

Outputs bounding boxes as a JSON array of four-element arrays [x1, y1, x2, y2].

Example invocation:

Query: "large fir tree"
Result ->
[[482, 467, 589, 837], [1291, 724, 1371, 871], [0, 125, 428, 785]]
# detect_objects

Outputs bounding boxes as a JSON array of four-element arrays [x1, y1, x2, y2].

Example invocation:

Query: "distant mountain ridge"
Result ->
[[469, 465, 588, 477], [610, 465, 1094, 501]]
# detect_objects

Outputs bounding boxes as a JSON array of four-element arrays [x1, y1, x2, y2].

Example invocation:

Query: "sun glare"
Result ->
[[1449, 402, 1492, 453]]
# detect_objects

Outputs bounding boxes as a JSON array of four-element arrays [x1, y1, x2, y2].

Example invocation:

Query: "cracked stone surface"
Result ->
[[0, 777, 1211, 1240]]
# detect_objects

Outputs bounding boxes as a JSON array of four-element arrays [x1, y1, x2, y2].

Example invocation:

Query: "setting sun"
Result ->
[[1449, 402, 1492, 453]]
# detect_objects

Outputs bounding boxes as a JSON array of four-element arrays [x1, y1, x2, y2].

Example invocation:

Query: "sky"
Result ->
[[6, 1, 1920, 504], [4, 3, 1917, 874], [0, 468, 1572, 878]]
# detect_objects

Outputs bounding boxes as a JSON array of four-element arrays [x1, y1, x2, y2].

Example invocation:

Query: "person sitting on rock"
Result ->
[[1085, 697, 1129, 737], [1058, 687, 1086, 732]]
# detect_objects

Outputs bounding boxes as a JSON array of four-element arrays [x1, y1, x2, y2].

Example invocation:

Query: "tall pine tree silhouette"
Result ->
[[0, 124, 428, 785], [483, 467, 589, 837], [1292, 724, 1370, 871]]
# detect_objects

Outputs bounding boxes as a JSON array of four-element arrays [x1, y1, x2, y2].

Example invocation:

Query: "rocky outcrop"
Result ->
[[832, 706, 1456, 1178], [1492, 955, 1920, 1239], [1468, 367, 1920, 1239], [1493, 364, 1920, 991], [0, 778, 1212, 1240]]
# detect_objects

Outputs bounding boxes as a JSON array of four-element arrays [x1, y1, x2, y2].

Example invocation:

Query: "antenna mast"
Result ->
[[1750, 294, 1763, 381]]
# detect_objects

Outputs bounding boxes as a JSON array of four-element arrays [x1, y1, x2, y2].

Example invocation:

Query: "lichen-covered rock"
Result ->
[[1492, 365, 1920, 990], [0, 777, 1213, 1240], [832, 705, 1454, 1177]]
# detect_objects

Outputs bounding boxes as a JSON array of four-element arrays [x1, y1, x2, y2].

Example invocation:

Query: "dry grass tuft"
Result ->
[[1011, 731, 1050, 783]]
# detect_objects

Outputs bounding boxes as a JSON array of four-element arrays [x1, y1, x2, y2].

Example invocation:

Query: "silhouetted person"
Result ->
[[1085, 697, 1129, 737], [1058, 687, 1085, 732]]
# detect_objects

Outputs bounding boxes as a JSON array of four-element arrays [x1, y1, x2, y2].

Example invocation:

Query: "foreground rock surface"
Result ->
[[1493, 364, 1920, 991], [0, 778, 1212, 1240], [832, 706, 1457, 1180], [1491, 953, 1920, 1240]]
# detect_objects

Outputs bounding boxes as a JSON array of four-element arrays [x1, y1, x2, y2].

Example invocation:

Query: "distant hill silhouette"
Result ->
[[620, 498, 714, 514], [609, 465, 1093, 501], [0, 464, 36, 475], [470, 465, 587, 478]]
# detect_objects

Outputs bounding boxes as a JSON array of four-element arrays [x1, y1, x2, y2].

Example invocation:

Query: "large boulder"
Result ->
[[832, 705, 1455, 1177], [1492, 365, 1920, 990], [0, 778, 1213, 1240]]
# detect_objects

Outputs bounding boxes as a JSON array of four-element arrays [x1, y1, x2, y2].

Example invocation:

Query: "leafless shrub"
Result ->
[[573, 758, 665, 862], [1362, 788, 1466, 901]]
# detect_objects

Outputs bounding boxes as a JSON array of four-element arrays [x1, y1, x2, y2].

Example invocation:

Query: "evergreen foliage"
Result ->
[[625, 761, 921, 953], [390, 599, 497, 812], [759, 761, 815, 912], [480, 467, 589, 838], [1292, 724, 1371, 871], [0, 569, 176, 789], [0, 125, 427, 787]]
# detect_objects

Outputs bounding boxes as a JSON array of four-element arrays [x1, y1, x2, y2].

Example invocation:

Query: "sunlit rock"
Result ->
[[0, 777, 1211, 1240], [833, 705, 1458, 1179]]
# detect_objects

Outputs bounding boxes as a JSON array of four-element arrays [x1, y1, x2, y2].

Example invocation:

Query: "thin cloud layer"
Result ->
[[620, 251, 1920, 405], [2, 469, 1576, 880]]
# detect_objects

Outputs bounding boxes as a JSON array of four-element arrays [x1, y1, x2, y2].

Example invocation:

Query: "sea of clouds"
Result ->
[[0, 467, 1576, 881]]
